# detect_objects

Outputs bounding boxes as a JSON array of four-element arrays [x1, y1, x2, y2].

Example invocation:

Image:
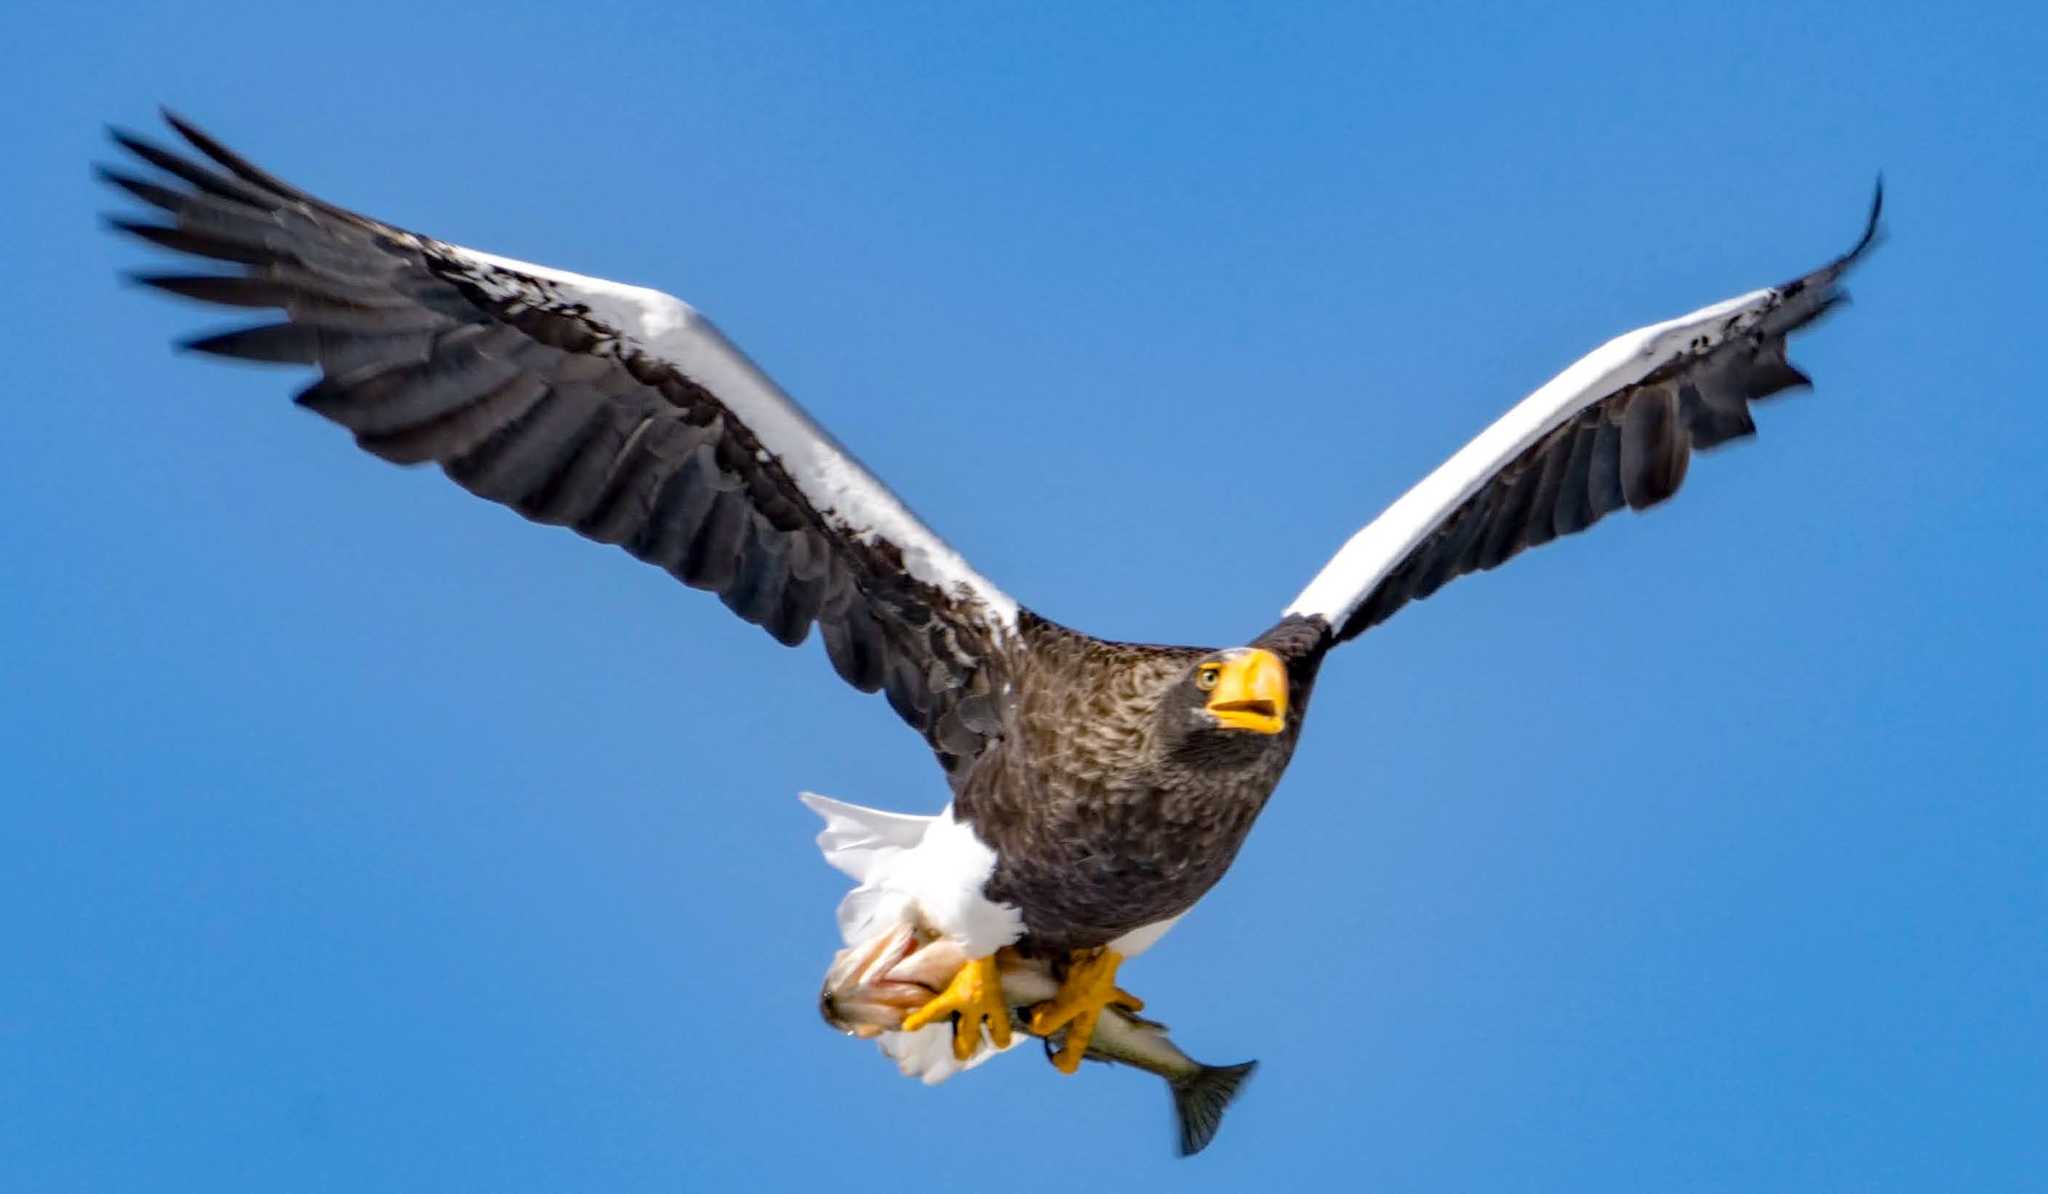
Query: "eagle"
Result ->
[[100, 112, 1881, 1076]]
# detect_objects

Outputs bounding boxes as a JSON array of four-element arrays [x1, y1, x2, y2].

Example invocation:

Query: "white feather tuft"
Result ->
[[907, 807, 1028, 955], [879, 1022, 1017, 1085]]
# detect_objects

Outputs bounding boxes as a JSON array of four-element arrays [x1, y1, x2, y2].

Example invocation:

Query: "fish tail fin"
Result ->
[[1169, 1059, 1258, 1157]]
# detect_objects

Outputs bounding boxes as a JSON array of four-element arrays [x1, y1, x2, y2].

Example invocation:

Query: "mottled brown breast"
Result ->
[[956, 614, 1327, 952]]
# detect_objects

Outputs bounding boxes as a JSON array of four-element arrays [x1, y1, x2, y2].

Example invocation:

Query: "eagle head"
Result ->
[[1158, 646, 1290, 761]]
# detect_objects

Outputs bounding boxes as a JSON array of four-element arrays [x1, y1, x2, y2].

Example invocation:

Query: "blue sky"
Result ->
[[4, 2, 2043, 1190]]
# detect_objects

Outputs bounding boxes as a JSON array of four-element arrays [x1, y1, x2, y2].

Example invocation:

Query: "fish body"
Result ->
[[822, 926, 1256, 1155]]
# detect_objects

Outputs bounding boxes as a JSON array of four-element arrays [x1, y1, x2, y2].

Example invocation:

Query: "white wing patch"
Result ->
[[454, 246, 1020, 631], [1284, 287, 1774, 630]]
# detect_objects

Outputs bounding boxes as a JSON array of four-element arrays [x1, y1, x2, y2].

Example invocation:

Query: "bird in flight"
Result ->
[[100, 111, 1880, 1076]]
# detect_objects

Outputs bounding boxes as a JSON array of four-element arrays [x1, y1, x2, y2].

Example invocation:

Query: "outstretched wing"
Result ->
[[101, 111, 1018, 776], [1287, 188, 1883, 643]]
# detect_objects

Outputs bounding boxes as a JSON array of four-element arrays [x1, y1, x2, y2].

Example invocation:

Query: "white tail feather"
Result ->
[[803, 792, 1025, 1084], [799, 791, 933, 882]]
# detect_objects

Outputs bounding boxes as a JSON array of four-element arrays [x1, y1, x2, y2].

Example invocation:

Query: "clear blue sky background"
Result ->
[[4, 3, 2042, 1190]]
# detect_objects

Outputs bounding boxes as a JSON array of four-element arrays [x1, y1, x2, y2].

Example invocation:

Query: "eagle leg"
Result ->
[[901, 951, 1013, 1062], [1027, 948, 1143, 1074]]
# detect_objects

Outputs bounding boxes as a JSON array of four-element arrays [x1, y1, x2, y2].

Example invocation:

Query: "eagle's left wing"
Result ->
[[1286, 188, 1882, 645]]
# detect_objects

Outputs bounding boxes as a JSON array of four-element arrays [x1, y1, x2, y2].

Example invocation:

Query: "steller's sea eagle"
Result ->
[[99, 111, 1881, 1075]]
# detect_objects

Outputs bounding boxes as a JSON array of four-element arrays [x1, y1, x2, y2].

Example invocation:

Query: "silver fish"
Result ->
[[822, 926, 1257, 1156]]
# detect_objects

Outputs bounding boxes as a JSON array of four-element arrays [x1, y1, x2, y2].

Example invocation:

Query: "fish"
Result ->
[[1002, 960, 1260, 1158], [822, 925, 1258, 1156]]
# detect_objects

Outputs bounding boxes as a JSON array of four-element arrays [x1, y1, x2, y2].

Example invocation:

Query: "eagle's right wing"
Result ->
[[101, 112, 1020, 775]]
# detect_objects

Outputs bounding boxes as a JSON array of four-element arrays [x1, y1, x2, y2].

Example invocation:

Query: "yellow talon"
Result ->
[[1027, 948, 1142, 1074], [901, 952, 1013, 1062]]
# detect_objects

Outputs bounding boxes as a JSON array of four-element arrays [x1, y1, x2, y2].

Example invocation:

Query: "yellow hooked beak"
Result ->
[[1201, 648, 1288, 735]]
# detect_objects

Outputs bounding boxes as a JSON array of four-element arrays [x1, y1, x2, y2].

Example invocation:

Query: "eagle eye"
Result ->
[[1195, 664, 1221, 691]]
